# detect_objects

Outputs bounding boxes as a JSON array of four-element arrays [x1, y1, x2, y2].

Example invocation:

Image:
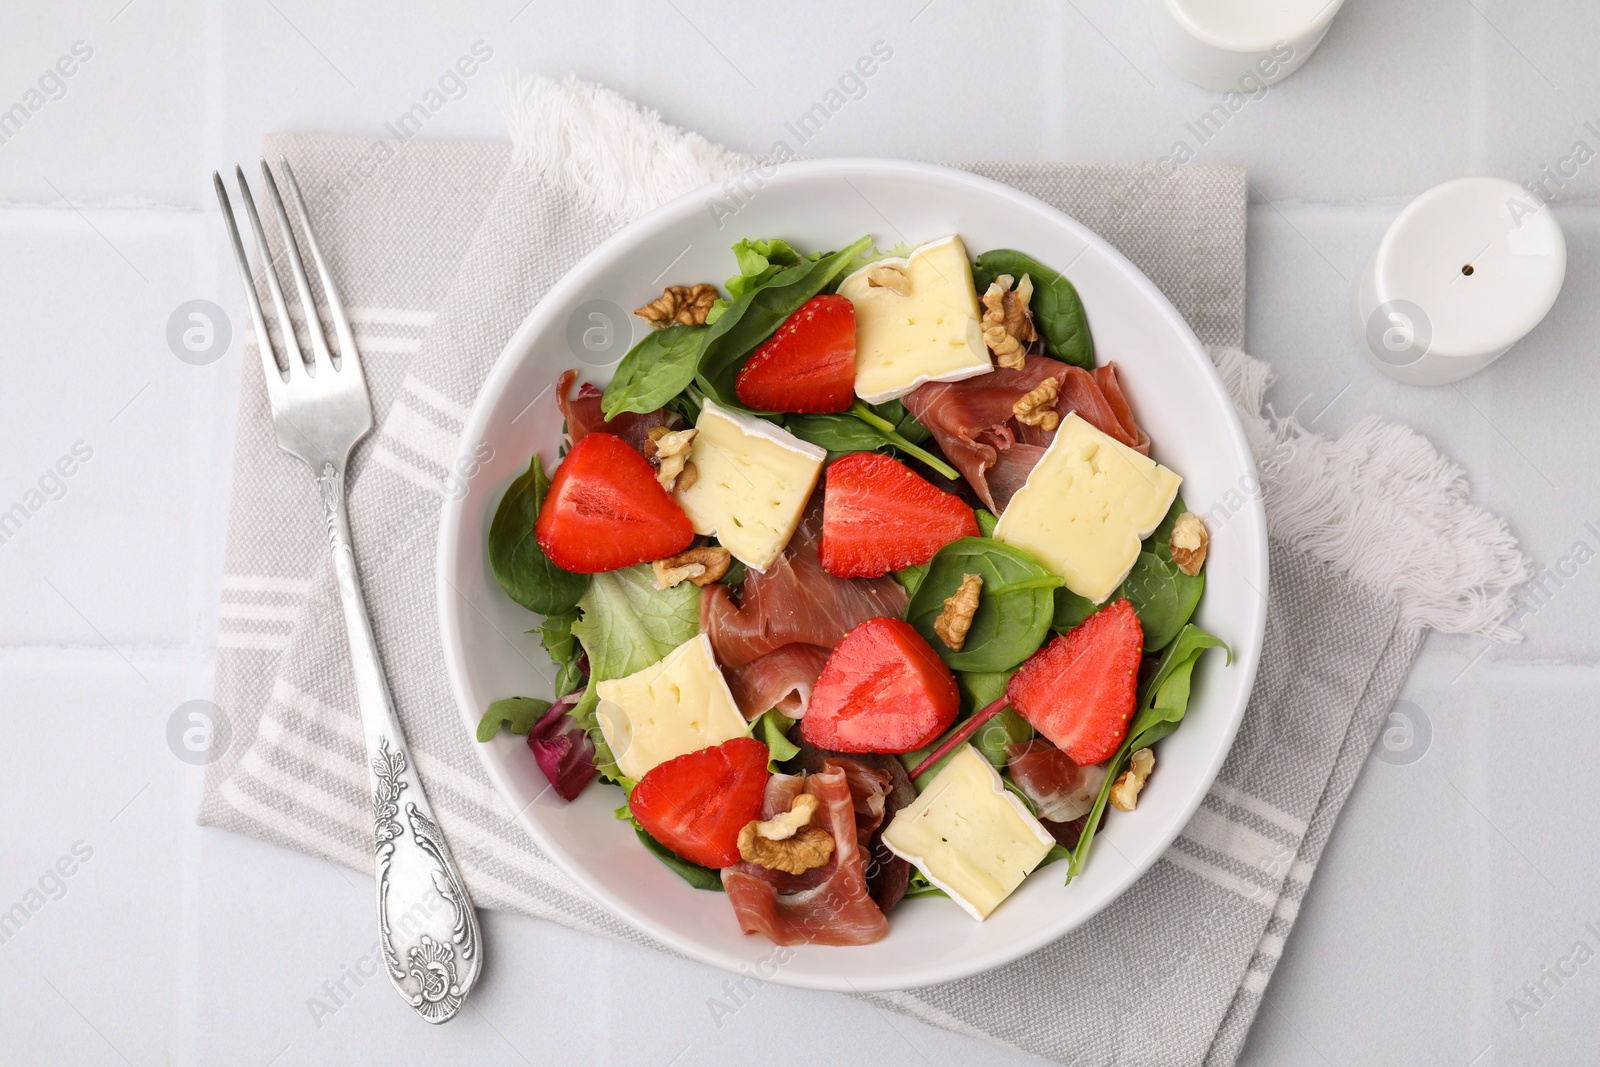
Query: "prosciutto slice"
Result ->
[[794, 742, 916, 912], [721, 644, 831, 721], [722, 760, 890, 946], [903, 357, 1150, 512], [1007, 738, 1108, 824], [702, 501, 908, 668], [555, 369, 669, 451]]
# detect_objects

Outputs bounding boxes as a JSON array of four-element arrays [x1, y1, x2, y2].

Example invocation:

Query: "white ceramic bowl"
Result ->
[[437, 159, 1267, 992]]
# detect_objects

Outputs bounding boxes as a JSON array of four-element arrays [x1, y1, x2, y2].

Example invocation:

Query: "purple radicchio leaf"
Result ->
[[527, 690, 598, 801]]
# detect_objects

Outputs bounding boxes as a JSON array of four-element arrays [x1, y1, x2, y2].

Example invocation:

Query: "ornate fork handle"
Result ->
[[320, 461, 482, 1023]]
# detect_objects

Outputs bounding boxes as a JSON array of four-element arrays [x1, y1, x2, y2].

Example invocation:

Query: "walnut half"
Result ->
[[645, 425, 698, 493], [1109, 748, 1155, 812], [1012, 376, 1060, 431], [651, 546, 732, 589], [635, 283, 718, 327], [981, 273, 1038, 370], [866, 263, 911, 295], [1169, 512, 1209, 576], [737, 794, 834, 875], [933, 572, 983, 651]]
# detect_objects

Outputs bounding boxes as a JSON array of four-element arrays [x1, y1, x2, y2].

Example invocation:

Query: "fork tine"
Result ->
[[233, 165, 307, 375], [258, 158, 337, 373], [278, 156, 360, 375], [214, 171, 287, 384]]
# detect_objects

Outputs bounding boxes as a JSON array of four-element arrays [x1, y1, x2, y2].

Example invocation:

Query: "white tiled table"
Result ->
[[3, 2, 1596, 1064]]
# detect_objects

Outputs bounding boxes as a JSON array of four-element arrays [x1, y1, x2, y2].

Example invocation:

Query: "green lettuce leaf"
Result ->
[[535, 607, 585, 697], [566, 566, 701, 783]]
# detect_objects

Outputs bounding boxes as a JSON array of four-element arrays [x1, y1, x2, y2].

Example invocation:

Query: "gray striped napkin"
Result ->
[[201, 77, 1526, 1066]]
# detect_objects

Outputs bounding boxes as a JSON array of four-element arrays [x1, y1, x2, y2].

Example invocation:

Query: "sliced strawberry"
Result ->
[[801, 617, 959, 754], [735, 294, 855, 413], [818, 453, 978, 578], [1006, 599, 1143, 765], [535, 431, 693, 573], [628, 736, 770, 868]]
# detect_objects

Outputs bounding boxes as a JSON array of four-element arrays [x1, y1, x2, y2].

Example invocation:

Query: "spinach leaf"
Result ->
[[893, 563, 930, 599], [974, 508, 999, 538], [1117, 551, 1204, 653], [973, 707, 1033, 769], [952, 669, 1031, 767], [601, 322, 707, 419], [567, 565, 701, 783], [1052, 587, 1098, 632], [488, 455, 590, 615], [784, 412, 887, 458], [973, 249, 1094, 368], [696, 235, 874, 405], [871, 398, 932, 446], [783, 405, 959, 480], [633, 825, 724, 891], [955, 669, 1011, 713], [1064, 624, 1228, 882], [536, 607, 585, 697], [847, 401, 959, 481], [476, 696, 552, 742], [754, 709, 800, 766], [906, 537, 1063, 673]]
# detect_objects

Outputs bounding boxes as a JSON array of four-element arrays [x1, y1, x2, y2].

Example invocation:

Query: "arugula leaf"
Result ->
[[696, 235, 874, 406], [754, 709, 800, 766], [1126, 625, 1231, 751], [476, 696, 552, 742], [633, 825, 724, 891], [488, 455, 590, 616], [536, 607, 585, 697], [973, 249, 1094, 368], [1065, 624, 1228, 882], [566, 566, 701, 783], [906, 537, 1063, 673], [601, 322, 707, 419]]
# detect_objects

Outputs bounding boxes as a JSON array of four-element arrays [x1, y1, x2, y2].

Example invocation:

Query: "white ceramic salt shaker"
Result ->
[[1354, 177, 1566, 386], [1153, 0, 1345, 92]]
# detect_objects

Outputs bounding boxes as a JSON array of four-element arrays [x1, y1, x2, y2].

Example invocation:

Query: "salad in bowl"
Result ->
[[473, 228, 1228, 948]]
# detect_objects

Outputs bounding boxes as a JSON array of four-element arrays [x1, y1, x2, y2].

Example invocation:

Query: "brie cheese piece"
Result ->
[[837, 235, 992, 403], [993, 413, 1181, 604], [594, 634, 750, 781], [881, 745, 1055, 921], [673, 398, 825, 571]]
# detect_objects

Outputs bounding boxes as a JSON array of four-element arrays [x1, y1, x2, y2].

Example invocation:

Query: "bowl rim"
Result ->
[[436, 156, 1268, 991]]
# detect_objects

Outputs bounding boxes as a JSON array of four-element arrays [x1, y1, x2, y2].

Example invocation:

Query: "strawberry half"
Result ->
[[628, 736, 770, 869], [1006, 599, 1144, 765], [535, 431, 694, 574], [801, 617, 960, 754], [818, 453, 978, 578], [735, 294, 855, 413]]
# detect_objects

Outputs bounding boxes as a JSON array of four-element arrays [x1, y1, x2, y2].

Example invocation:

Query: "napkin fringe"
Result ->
[[504, 74, 753, 224], [1211, 346, 1530, 639]]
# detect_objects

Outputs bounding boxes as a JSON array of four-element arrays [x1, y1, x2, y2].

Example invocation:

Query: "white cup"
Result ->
[[1153, 0, 1345, 92], [1354, 178, 1566, 386]]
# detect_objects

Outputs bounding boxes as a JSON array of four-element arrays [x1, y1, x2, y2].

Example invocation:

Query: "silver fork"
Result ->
[[214, 158, 481, 1024]]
